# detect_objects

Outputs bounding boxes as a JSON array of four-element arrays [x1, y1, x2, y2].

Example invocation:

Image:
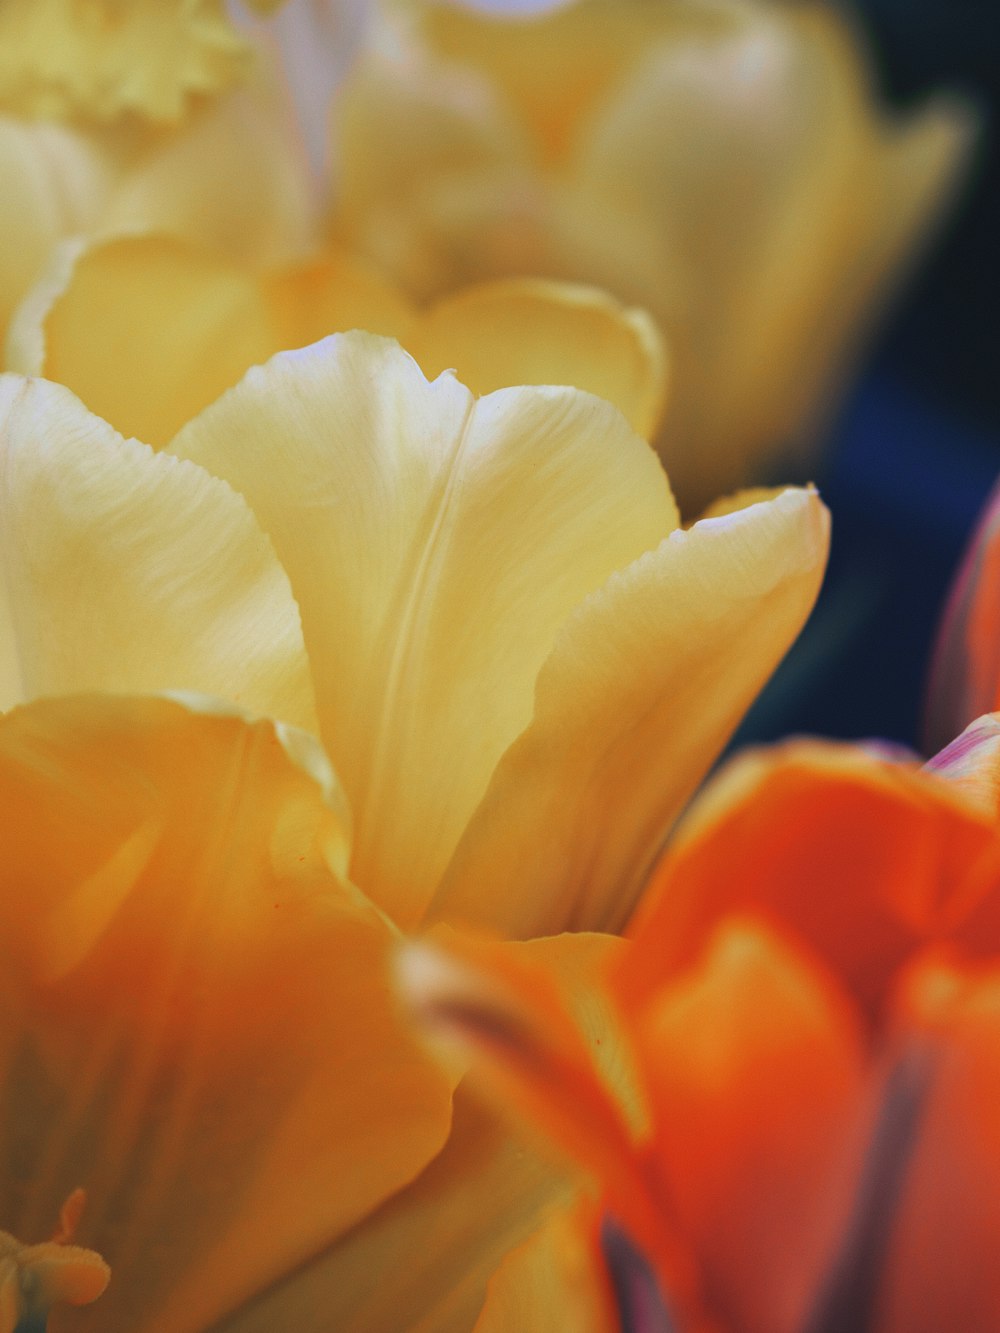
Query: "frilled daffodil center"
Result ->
[[0, 1192, 109, 1333], [0, 0, 257, 123]]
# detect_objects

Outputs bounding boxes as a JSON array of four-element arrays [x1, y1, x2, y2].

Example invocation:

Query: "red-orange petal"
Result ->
[[618, 742, 999, 1024]]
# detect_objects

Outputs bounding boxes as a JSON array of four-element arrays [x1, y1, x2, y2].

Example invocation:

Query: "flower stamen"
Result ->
[[0, 1190, 109, 1333]]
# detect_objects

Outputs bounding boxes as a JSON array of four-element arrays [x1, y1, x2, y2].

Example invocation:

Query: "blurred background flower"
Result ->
[[329, 0, 971, 512]]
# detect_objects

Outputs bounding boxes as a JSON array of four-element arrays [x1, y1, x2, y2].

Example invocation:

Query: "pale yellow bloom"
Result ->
[[333, 0, 971, 508], [0, 331, 828, 936], [6, 231, 666, 445]]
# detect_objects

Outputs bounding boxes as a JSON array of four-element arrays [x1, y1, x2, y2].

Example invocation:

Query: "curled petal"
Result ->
[[0, 374, 317, 731], [11, 235, 415, 446], [397, 933, 705, 1320], [411, 278, 668, 439], [925, 713, 1000, 818], [432, 488, 829, 937]]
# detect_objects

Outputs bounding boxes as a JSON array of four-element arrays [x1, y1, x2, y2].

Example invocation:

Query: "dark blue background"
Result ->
[[736, 0, 1000, 753]]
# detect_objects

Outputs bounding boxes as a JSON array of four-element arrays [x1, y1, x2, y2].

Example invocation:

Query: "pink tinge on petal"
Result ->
[[924, 713, 1000, 817], [925, 479, 1000, 756]]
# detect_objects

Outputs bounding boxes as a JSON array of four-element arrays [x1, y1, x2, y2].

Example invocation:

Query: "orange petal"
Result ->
[[397, 932, 704, 1320], [878, 957, 1000, 1333], [474, 1200, 612, 1333], [633, 920, 867, 1333], [0, 693, 451, 1332], [220, 932, 627, 1333], [619, 741, 999, 1023], [218, 1089, 571, 1333]]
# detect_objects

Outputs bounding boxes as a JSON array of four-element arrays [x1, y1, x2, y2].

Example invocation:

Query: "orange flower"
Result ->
[[0, 691, 460, 1330], [401, 739, 1000, 1331]]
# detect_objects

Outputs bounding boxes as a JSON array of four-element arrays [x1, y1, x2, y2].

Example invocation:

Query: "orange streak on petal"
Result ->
[[399, 934, 705, 1319]]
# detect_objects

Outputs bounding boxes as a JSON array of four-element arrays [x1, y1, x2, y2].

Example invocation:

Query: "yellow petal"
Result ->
[[0, 375, 317, 730], [101, 77, 318, 265], [0, 0, 253, 124], [411, 278, 668, 438], [13, 234, 415, 447], [422, 0, 692, 164], [432, 488, 830, 937], [474, 1205, 610, 1333], [171, 331, 677, 927], [333, 47, 532, 298], [0, 692, 452, 1332], [217, 932, 620, 1333], [570, 4, 969, 508], [0, 116, 112, 349], [218, 1091, 567, 1333]]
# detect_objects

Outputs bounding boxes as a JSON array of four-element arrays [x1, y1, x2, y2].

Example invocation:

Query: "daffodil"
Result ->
[[0, 331, 827, 935], [0, 0, 326, 349], [402, 736, 1000, 1331], [333, 0, 972, 508]]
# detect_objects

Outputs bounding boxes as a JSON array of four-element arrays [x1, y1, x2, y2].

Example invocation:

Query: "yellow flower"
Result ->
[[0, 331, 828, 935], [7, 231, 666, 447], [332, 0, 972, 508], [0, 689, 624, 1330], [0, 691, 455, 1329]]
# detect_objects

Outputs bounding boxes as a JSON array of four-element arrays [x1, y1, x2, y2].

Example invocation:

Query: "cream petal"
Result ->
[[410, 278, 668, 438], [102, 79, 317, 264], [431, 488, 830, 937], [0, 693, 453, 1332], [0, 116, 112, 349], [0, 375, 317, 730], [171, 331, 677, 927]]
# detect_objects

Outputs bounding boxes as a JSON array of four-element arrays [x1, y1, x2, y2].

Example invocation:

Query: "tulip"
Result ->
[[332, 0, 972, 509], [925, 478, 1000, 756], [0, 689, 641, 1330], [0, 332, 827, 935], [6, 231, 667, 447], [401, 737, 1000, 1331]]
